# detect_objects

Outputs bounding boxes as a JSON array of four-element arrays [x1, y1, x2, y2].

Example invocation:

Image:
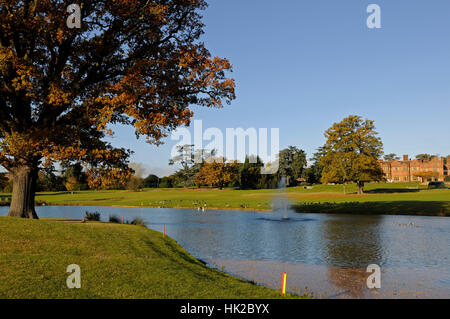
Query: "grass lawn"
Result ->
[[0, 217, 304, 299], [1, 182, 446, 216]]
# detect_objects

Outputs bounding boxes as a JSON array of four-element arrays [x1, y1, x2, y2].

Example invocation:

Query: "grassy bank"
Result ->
[[0, 217, 303, 299], [1, 182, 447, 216]]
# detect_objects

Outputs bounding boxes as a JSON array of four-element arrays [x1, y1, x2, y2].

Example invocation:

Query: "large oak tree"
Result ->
[[0, 0, 235, 218], [319, 115, 384, 194]]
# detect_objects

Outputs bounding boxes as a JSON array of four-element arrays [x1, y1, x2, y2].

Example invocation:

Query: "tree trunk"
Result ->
[[8, 166, 39, 219], [357, 181, 364, 195]]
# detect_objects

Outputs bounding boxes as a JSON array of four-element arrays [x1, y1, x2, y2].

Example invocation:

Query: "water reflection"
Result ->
[[319, 215, 385, 268], [0, 206, 449, 298], [0, 206, 448, 270]]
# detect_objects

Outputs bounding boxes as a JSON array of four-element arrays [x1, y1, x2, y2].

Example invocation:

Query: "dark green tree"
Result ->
[[159, 176, 173, 188], [278, 146, 307, 186], [142, 174, 160, 188], [302, 146, 326, 184], [61, 162, 88, 190], [36, 166, 65, 192], [383, 154, 399, 161], [239, 155, 264, 189]]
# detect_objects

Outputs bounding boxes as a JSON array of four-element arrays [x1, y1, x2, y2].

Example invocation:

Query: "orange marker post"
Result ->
[[163, 225, 165, 237], [122, 216, 124, 224], [281, 272, 287, 295]]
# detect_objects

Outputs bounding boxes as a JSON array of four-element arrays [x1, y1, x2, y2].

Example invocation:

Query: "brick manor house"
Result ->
[[379, 155, 449, 183]]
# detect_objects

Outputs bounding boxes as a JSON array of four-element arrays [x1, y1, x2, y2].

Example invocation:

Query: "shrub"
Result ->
[[109, 215, 121, 224], [130, 217, 147, 227], [85, 211, 101, 221]]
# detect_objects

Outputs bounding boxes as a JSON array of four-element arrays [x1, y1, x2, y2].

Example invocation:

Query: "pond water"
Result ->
[[1, 206, 449, 298]]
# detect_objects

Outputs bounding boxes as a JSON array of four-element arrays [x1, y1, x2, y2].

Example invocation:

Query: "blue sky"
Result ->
[[106, 0, 450, 177]]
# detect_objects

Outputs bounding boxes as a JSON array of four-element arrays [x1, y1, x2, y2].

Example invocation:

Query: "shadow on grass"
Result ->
[[364, 188, 420, 194], [37, 191, 73, 196], [292, 201, 449, 216]]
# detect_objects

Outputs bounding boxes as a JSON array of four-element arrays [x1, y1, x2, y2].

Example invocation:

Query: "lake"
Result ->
[[1, 206, 449, 298]]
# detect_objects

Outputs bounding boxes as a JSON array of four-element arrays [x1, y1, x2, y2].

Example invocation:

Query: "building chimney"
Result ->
[[403, 155, 409, 161]]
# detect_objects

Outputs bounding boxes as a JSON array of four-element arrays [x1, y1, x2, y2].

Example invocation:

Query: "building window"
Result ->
[[403, 167, 409, 171], [394, 177, 400, 181], [394, 168, 399, 172]]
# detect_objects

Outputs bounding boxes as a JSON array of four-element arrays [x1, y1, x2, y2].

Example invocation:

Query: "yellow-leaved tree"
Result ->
[[194, 158, 239, 190]]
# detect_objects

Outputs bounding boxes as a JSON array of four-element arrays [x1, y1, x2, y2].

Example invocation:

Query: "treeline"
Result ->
[[2, 115, 447, 193], [136, 145, 324, 190], [0, 162, 91, 193]]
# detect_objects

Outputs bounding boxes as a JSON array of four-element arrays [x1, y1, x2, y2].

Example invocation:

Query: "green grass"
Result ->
[[1, 182, 447, 216], [0, 217, 304, 299]]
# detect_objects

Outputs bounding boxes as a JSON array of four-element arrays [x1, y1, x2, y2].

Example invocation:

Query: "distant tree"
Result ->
[[65, 176, 81, 193], [142, 174, 160, 188], [126, 176, 143, 192], [36, 166, 65, 192], [383, 154, 400, 161], [278, 146, 307, 186], [195, 158, 239, 190], [128, 163, 148, 179], [0, 172, 9, 191], [320, 115, 384, 194], [416, 154, 432, 161], [259, 174, 279, 189], [169, 145, 217, 187], [302, 146, 326, 184], [61, 162, 88, 190], [239, 156, 264, 189], [169, 144, 197, 187], [159, 177, 173, 189]]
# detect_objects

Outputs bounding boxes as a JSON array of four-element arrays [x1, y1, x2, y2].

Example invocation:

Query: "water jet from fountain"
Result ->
[[272, 176, 290, 221]]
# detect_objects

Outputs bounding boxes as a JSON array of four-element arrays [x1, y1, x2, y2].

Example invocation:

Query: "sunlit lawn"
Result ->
[[0, 217, 305, 299], [1, 182, 449, 215]]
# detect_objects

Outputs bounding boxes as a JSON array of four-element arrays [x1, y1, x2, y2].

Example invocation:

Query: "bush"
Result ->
[[130, 217, 147, 227], [109, 215, 121, 224], [85, 211, 101, 221]]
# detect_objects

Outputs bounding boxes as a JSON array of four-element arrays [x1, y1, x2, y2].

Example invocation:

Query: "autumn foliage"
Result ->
[[194, 158, 239, 189], [0, 0, 235, 218]]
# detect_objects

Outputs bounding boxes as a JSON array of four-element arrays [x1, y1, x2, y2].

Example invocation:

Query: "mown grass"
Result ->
[[0, 217, 304, 299], [1, 182, 447, 216]]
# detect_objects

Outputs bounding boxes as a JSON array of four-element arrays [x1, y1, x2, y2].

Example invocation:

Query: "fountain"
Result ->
[[272, 176, 290, 220]]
